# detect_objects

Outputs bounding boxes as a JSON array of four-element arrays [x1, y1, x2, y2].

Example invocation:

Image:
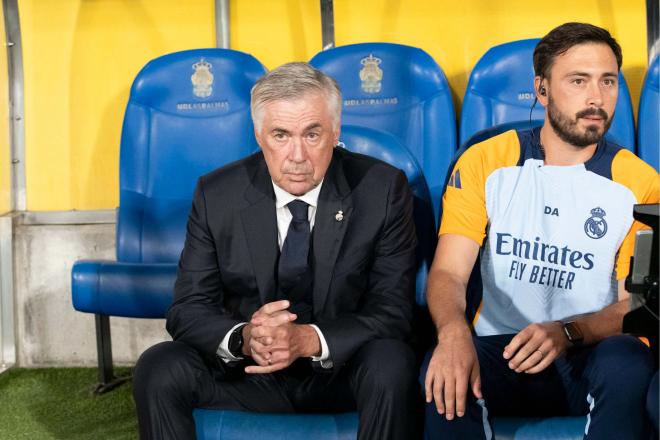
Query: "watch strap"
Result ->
[[562, 321, 584, 347], [229, 323, 247, 357]]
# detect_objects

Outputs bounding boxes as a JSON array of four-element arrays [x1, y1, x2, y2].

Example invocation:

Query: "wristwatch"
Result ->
[[228, 324, 247, 358], [561, 321, 584, 347]]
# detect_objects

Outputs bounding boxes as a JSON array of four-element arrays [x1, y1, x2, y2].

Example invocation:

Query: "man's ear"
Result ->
[[535, 76, 548, 107]]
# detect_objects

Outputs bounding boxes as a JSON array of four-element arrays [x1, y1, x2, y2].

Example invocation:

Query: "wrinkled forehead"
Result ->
[[257, 93, 338, 133], [257, 91, 340, 129], [258, 90, 332, 111]]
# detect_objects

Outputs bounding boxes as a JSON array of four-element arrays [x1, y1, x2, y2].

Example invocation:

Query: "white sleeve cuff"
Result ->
[[217, 322, 247, 363], [309, 324, 333, 369]]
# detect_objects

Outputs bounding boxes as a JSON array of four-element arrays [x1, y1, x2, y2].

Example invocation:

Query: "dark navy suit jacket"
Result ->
[[166, 147, 417, 368]]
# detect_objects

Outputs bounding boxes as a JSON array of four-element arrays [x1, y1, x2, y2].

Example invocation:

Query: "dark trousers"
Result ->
[[648, 371, 659, 435], [421, 334, 655, 440], [134, 338, 420, 440]]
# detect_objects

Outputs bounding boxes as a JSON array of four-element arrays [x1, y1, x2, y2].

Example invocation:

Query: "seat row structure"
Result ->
[[71, 42, 658, 440]]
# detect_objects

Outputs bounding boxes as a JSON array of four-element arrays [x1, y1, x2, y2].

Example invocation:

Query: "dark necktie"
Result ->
[[278, 200, 313, 322]]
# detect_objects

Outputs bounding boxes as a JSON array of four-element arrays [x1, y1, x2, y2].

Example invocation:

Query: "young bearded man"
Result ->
[[423, 22, 659, 439]]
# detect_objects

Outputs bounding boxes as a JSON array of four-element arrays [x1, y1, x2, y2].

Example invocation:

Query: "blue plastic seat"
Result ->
[[194, 410, 358, 440], [491, 417, 586, 440], [638, 55, 659, 171], [460, 120, 543, 151], [310, 43, 457, 226], [193, 411, 585, 440], [71, 48, 267, 392], [340, 125, 436, 306], [460, 39, 636, 151]]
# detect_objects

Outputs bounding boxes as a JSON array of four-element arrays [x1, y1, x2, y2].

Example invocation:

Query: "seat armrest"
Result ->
[[71, 260, 177, 318]]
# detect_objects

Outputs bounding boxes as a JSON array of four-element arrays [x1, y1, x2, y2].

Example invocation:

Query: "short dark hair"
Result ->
[[533, 22, 622, 79]]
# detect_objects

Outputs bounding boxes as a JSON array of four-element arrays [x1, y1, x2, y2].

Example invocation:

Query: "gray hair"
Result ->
[[251, 62, 342, 132]]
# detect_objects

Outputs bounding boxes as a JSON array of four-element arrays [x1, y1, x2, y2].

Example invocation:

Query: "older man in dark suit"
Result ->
[[133, 62, 419, 440]]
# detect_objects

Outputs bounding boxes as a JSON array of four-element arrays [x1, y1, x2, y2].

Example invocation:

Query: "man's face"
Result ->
[[255, 92, 339, 196], [541, 42, 618, 147]]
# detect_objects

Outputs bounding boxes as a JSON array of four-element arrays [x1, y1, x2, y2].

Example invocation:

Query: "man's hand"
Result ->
[[424, 322, 482, 420], [250, 300, 297, 328], [240, 300, 296, 360], [240, 300, 320, 374], [245, 322, 320, 374], [503, 321, 568, 374]]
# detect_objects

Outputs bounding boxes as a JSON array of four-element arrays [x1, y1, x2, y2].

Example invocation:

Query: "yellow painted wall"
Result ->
[[19, 0, 216, 210], [22, 0, 648, 210], [232, 0, 648, 112], [0, 5, 10, 215]]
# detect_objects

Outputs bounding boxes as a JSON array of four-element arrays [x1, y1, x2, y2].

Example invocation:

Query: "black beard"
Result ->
[[547, 96, 613, 148]]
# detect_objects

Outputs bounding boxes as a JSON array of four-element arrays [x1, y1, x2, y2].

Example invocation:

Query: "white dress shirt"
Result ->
[[217, 180, 332, 368]]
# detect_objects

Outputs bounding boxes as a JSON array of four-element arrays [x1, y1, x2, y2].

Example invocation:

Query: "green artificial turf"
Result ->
[[0, 367, 138, 440]]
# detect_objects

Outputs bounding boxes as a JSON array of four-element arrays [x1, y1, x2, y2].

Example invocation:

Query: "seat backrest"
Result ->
[[310, 43, 457, 227], [461, 120, 543, 152], [460, 39, 636, 150], [638, 55, 659, 171], [117, 49, 266, 263], [340, 125, 436, 306]]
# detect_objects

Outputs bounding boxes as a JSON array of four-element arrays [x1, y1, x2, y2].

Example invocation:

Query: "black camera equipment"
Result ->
[[623, 203, 659, 360]]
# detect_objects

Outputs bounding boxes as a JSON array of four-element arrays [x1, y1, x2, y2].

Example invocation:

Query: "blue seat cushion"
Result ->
[[193, 409, 359, 440], [491, 416, 586, 440], [192, 409, 586, 439]]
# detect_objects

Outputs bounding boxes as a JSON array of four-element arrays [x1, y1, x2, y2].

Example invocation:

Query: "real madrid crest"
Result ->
[[191, 58, 214, 98], [359, 54, 383, 94], [584, 207, 608, 239]]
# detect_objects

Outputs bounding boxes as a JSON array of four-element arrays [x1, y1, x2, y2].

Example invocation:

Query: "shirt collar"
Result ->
[[272, 179, 324, 210]]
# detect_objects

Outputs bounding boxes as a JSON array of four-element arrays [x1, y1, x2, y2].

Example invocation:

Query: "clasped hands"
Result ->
[[241, 300, 320, 374], [424, 321, 569, 420]]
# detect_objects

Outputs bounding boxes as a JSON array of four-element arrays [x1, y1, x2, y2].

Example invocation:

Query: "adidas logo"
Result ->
[[447, 169, 462, 189]]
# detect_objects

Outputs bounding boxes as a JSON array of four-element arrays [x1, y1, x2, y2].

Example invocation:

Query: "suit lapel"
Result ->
[[241, 158, 278, 305], [312, 150, 353, 316]]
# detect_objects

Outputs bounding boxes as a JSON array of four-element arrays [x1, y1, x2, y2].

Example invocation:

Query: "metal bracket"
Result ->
[[215, 0, 230, 49], [3, 0, 26, 212], [320, 0, 335, 51], [647, 0, 659, 62], [93, 314, 131, 394]]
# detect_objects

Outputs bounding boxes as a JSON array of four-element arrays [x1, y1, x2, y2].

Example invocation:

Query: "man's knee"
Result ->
[[351, 339, 417, 395], [589, 335, 654, 395], [133, 341, 203, 402]]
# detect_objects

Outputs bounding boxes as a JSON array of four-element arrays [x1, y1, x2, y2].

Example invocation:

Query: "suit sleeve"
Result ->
[[166, 177, 241, 357], [315, 170, 417, 367]]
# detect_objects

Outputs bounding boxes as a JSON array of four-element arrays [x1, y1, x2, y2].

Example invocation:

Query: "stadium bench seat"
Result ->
[[310, 42, 457, 225], [71, 48, 266, 392]]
